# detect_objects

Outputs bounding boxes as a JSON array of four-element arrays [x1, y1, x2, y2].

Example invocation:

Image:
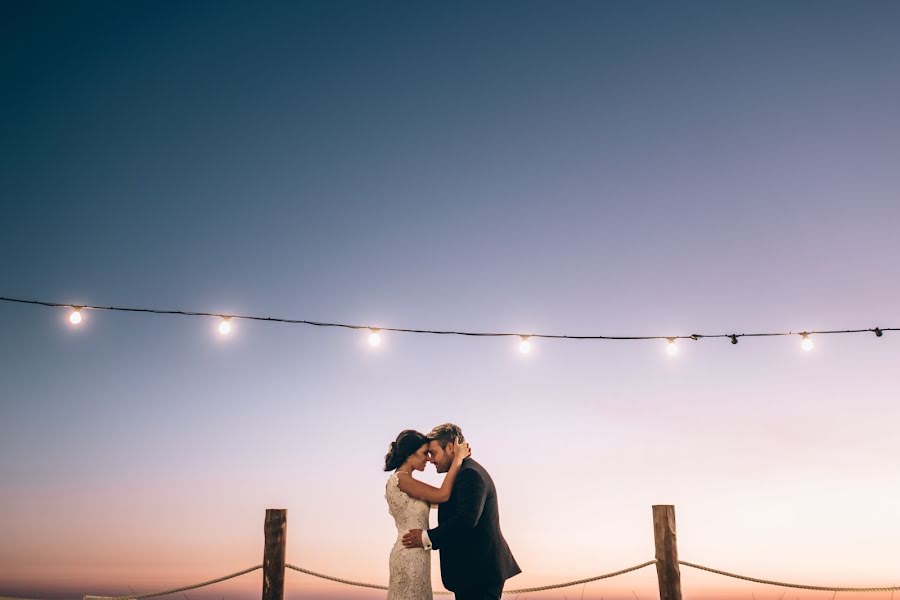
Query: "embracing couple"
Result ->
[[384, 423, 521, 600]]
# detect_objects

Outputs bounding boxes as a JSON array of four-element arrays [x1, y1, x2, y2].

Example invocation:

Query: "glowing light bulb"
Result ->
[[519, 336, 531, 354], [666, 338, 678, 356], [800, 333, 813, 352], [69, 307, 82, 325], [369, 329, 382, 347], [218, 317, 231, 335]]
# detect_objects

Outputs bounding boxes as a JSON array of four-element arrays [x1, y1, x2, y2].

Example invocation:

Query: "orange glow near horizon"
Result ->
[[3, 465, 899, 600], [4, 2, 900, 599]]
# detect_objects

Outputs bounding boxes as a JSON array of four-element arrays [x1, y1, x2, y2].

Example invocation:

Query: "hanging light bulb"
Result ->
[[368, 328, 382, 347], [519, 335, 532, 354], [729, 334, 738, 345], [800, 332, 813, 352], [69, 307, 83, 325], [666, 337, 678, 356], [218, 316, 232, 335]]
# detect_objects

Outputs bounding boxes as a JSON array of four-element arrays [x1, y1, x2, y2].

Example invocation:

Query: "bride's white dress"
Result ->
[[385, 471, 433, 600]]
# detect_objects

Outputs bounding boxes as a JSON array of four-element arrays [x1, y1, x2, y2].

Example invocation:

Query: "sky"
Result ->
[[1, 1, 899, 599]]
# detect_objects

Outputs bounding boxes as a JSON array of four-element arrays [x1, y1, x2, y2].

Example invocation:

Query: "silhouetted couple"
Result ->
[[383, 423, 520, 600]]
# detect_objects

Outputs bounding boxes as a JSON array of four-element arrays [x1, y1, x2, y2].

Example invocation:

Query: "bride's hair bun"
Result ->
[[384, 430, 428, 471], [385, 441, 397, 458]]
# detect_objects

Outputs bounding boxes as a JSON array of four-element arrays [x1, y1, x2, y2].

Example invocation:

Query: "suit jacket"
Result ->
[[427, 458, 521, 591]]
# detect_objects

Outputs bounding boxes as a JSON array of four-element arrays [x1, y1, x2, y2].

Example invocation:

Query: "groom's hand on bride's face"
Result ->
[[402, 529, 424, 548]]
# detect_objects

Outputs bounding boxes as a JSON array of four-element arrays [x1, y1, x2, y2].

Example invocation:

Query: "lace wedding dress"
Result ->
[[385, 471, 433, 600]]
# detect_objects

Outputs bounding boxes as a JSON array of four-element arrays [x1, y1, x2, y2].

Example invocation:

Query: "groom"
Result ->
[[402, 423, 521, 600]]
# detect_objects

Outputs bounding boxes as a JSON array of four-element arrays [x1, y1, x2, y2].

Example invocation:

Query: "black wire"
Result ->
[[0, 296, 896, 341]]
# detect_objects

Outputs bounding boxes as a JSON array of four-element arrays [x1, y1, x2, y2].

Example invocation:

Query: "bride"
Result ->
[[384, 429, 470, 600]]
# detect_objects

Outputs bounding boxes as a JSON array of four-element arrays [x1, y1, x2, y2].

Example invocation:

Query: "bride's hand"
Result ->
[[453, 437, 471, 464]]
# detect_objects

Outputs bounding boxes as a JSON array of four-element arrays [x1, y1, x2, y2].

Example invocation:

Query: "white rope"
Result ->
[[286, 564, 444, 593], [82, 565, 262, 600], [287, 560, 658, 595], [680, 561, 900, 592], [505, 561, 657, 594], [49, 556, 900, 600]]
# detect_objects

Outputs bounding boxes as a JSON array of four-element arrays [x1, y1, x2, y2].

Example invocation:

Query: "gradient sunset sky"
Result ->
[[2, 2, 899, 600]]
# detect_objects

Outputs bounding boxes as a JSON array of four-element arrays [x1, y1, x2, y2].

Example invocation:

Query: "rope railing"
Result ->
[[503, 560, 658, 594], [33, 556, 896, 600], [286, 560, 658, 595], [286, 563, 448, 594], [82, 565, 262, 600], [42, 504, 898, 600], [679, 560, 900, 593], [282, 560, 900, 595]]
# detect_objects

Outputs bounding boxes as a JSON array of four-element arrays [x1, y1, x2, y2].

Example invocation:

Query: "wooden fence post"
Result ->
[[262, 509, 287, 600], [652, 505, 682, 600]]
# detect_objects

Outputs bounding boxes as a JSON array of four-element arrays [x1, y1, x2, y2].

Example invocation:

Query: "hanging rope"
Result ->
[[83, 565, 262, 600], [287, 560, 658, 594], [19, 557, 898, 600], [680, 561, 900, 592]]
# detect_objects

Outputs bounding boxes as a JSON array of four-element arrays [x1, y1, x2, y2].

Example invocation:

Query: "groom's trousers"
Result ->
[[453, 582, 504, 600]]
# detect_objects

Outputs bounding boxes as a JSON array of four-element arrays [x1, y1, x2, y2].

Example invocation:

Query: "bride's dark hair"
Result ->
[[384, 429, 429, 471]]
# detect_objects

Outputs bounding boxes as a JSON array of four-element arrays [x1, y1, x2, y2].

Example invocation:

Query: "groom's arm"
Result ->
[[426, 469, 487, 550]]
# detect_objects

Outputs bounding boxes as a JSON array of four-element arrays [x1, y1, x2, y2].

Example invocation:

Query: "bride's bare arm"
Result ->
[[396, 441, 470, 504]]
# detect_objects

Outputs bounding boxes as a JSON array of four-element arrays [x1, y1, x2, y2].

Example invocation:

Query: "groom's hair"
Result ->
[[427, 423, 465, 449]]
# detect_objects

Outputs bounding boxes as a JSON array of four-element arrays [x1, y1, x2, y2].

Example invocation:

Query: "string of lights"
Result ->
[[0, 295, 895, 355]]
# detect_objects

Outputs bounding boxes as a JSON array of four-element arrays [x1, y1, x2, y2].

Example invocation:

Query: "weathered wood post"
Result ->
[[652, 505, 682, 600], [262, 509, 287, 600]]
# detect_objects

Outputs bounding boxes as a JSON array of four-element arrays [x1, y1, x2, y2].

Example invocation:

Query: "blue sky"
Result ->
[[2, 2, 899, 599]]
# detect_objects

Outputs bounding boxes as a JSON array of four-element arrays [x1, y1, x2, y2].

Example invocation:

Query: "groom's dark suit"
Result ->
[[427, 457, 521, 599]]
